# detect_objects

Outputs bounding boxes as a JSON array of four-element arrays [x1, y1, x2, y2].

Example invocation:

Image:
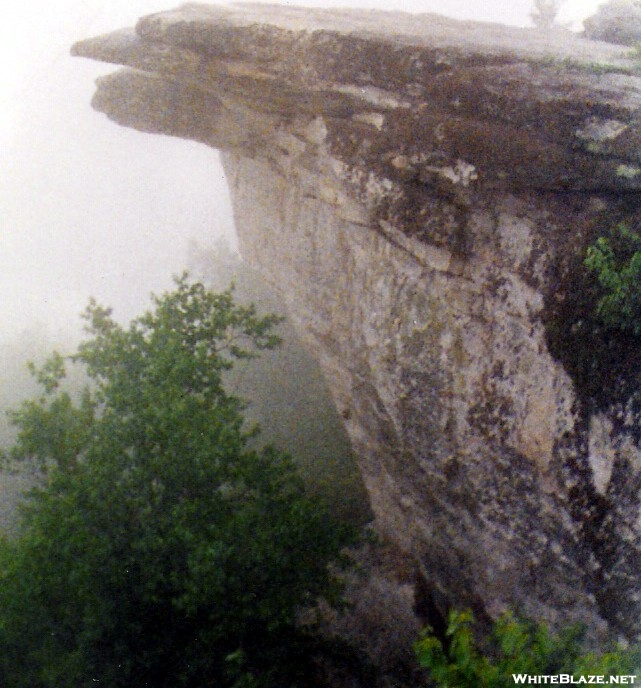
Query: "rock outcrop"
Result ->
[[73, 3, 641, 640]]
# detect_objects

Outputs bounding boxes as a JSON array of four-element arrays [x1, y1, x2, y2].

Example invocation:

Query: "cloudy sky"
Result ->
[[0, 0, 604, 343]]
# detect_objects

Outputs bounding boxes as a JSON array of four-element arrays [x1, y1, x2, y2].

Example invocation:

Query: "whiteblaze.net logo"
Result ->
[[513, 675, 637, 685]]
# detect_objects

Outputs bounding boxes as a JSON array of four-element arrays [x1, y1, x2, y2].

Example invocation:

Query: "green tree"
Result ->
[[415, 609, 641, 688], [0, 275, 355, 688], [530, 0, 565, 29]]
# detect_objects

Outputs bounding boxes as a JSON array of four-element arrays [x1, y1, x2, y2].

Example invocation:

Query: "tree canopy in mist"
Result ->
[[0, 276, 356, 688]]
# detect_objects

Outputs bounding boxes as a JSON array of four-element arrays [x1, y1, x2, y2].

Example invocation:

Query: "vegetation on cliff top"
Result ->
[[0, 275, 356, 688]]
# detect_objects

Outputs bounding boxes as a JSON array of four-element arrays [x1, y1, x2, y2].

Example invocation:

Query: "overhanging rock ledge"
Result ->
[[73, 3, 641, 639]]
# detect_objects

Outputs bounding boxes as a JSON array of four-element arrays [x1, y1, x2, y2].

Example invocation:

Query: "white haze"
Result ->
[[0, 0, 601, 344]]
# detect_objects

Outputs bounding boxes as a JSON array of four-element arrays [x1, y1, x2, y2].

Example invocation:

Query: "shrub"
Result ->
[[415, 609, 641, 688], [583, 0, 641, 46], [584, 223, 641, 335]]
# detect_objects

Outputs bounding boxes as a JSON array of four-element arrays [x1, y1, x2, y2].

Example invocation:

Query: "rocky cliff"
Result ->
[[73, 3, 641, 640]]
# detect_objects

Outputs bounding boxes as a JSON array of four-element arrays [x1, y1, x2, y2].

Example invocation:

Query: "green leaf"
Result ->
[[416, 610, 639, 688], [0, 275, 356, 688]]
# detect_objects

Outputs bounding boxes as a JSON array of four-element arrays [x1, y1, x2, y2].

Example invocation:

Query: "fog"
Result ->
[[1, 1, 237, 342], [0, 0, 603, 520], [0, 0, 601, 342]]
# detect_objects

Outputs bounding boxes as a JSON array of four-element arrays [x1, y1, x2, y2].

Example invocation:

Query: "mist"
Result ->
[[1, 1, 237, 341], [0, 0, 604, 527], [1, 0, 601, 341]]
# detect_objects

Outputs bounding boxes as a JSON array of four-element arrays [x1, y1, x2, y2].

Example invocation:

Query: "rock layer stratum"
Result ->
[[73, 3, 641, 639]]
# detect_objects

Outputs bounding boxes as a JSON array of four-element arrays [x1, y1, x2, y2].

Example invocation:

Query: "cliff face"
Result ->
[[73, 4, 641, 639]]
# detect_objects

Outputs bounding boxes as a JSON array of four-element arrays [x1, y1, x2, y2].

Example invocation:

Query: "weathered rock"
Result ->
[[73, 3, 641, 640]]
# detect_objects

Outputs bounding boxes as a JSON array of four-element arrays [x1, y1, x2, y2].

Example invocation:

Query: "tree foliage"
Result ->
[[0, 275, 356, 688], [415, 609, 641, 688], [530, 0, 565, 29], [584, 0, 641, 47], [584, 223, 641, 335]]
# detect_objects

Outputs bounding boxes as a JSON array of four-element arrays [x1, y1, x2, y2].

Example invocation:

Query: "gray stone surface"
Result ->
[[73, 3, 641, 640]]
